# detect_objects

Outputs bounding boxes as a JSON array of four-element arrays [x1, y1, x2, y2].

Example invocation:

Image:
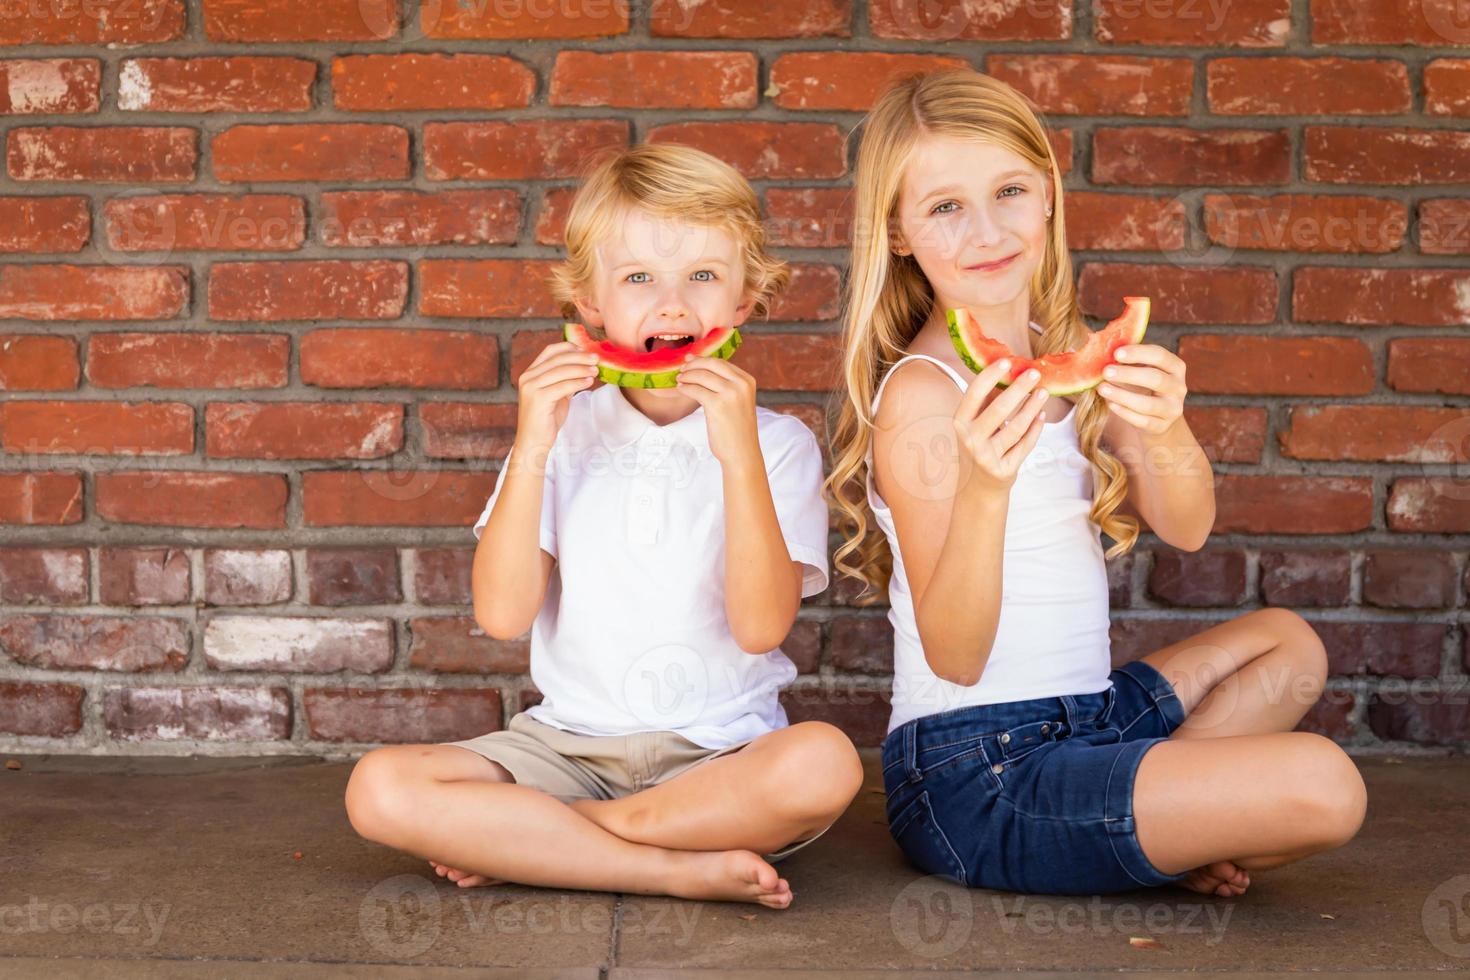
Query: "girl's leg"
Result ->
[[1134, 609, 1361, 894], [570, 721, 865, 855], [344, 744, 794, 908]]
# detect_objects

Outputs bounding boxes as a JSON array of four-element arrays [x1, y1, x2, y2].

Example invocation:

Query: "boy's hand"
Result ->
[[1096, 343, 1187, 438], [675, 354, 760, 466], [515, 341, 600, 451]]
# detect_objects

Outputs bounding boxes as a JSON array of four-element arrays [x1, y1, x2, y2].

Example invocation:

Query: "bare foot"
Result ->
[[1179, 860, 1251, 897], [428, 859, 504, 889], [659, 848, 793, 909]]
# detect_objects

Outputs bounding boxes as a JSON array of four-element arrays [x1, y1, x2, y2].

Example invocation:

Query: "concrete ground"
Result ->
[[0, 751, 1466, 978]]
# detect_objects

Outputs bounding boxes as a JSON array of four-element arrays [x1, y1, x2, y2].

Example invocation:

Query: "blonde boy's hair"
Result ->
[[547, 143, 790, 320]]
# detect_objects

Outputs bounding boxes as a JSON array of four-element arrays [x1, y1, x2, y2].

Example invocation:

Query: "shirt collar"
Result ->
[[592, 382, 712, 455]]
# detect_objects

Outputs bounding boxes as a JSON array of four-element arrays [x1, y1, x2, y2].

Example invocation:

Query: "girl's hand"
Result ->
[[953, 359, 1049, 498], [1097, 343, 1187, 437], [515, 340, 600, 450], [675, 354, 760, 466]]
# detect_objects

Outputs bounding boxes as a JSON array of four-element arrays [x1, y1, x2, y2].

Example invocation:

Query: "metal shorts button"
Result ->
[[991, 763, 1004, 774], [999, 732, 1010, 745], [1040, 723, 1050, 735]]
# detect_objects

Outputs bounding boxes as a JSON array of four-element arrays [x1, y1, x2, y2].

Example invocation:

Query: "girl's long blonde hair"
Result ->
[[825, 68, 1139, 604]]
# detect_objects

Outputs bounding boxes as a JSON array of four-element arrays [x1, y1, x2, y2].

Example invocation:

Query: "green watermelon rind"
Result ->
[[562, 323, 742, 389], [945, 298, 1150, 396]]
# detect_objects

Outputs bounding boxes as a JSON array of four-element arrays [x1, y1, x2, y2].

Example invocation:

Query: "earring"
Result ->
[[1045, 207, 1053, 218]]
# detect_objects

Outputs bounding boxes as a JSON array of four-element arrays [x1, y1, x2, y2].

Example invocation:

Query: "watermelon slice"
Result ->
[[562, 322, 742, 389], [946, 296, 1151, 395]]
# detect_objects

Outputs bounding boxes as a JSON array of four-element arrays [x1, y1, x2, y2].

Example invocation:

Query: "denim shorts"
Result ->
[[880, 659, 1190, 895]]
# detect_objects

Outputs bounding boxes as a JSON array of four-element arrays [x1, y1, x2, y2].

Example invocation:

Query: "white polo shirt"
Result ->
[[472, 381, 830, 749]]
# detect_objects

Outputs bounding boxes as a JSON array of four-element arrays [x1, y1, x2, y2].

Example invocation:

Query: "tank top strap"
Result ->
[[871, 321, 1045, 415]]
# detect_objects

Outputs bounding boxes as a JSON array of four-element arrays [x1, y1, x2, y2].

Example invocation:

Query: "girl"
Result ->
[[826, 69, 1366, 897], [346, 144, 862, 908]]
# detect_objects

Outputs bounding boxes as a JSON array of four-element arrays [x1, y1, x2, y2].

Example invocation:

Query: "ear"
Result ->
[[572, 294, 604, 329], [730, 290, 757, 328]]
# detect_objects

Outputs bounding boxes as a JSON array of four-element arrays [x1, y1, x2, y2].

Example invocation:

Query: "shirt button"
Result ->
[[638, 495, 650, 505], [999, 733, 1011, 745]]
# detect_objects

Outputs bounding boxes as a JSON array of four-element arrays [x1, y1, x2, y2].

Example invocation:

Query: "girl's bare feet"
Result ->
[[428, 859, 504, 888], [1179, 860, 1251, 897], [661, 849, 793, 909]]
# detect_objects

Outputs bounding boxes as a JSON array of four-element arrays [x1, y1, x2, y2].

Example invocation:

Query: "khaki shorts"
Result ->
[[442, 712, 831, 863]]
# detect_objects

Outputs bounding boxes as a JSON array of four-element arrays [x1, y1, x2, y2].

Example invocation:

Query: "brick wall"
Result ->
[[1, 0, 1467, 757]]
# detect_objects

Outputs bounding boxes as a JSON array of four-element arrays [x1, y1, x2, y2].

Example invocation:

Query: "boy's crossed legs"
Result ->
[[345, 719, 863, 908]]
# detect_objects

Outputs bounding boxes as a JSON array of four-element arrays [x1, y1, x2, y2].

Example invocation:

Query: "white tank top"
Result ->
[[866, 322, 1113, 734]]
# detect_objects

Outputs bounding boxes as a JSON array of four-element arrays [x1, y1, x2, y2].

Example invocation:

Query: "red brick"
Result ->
[[214, 124, 408, 183], [98, 547, 190, 606], [419, 259, 560, 319], [209, 260, 407, 321], [300, 329, 498, 390], [0, 0, 185, 45], [1363, 550, 1457, 609], [333, 54, 533, 111], [307, 548, 401, 606], [770, 263, 841, 321], [204, 615, 393, 672], [780, 683, 889, 747], [534, 186, 576, 245], [1425, 59, 1470, 116], [1107, 552, 1135, 608], [1418, 199, 1470, 255], [1064, 192, 1187, 252], [0, 547, 87, 604], [781, 620, 823, 673], [305, 688, 502, 743], [1305, 127, 1470, 185], [303, 470, 495, 528], [0, 682, 84, 737], [319, 190, 519, 248], [1092, 127, 1290, 186], [647, 122, 846, 179], [871, 0, 1069, 40], [765, 188, 854, 248], [0, 264, 187, 321], [0, 196, 89, 253], [8, 126, 195, 182], [207, 403, 404, 460], [1109, 618, 1217, 667], [0, 473, 83, 526], [1259, 550, 1350, 607], [1049, 129, 1074, 175], [413, 548, 474, 605], [1079, 263, 1277, 325], [89, 333, 288, 390], [1387, 479, 1470, 533], [552, 51, 757, 109], [0, 59, 99, 114], [1369, 694, 1470, 746], [1296, 689, 1357, 740], [204, 0, 400, 41], [1295, 267, 1470, 327], [1280, 406, 1470, 461], [96, 472, 287, 529], [424, 120, 629, 181], [1311, 0, 1470, 45], [1203, 194, 1406, 254], [1178, 335, 1373, 396], [0, 401, 192, 455], [1148, 549, 1247, 607], [0, 335, 79, 390], [423, 0, 627, 38], [653, 0, 847, 37], [105, 194, 305, 252], [203, 548, 293, 606], [421, 403, 518, 460], [0, 614, 189, 672], [829, 615, 892, 674], [409, 616, 529, 673], [104, 686, 290, 742], [1185, 406, 1267, 464], [771, 52, 968, 111], [119, 57, 315, 113], [1387, 338, 1470, 395], [1214, 475, 1373, 534], [987, 54, 1193, 116], [1095, 0, 1289, 46], [1314, 621, 1444, 680], [1207, 57, 1410, 115]]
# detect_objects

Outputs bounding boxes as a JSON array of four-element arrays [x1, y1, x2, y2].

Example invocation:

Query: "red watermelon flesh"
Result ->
[[563, 322, 741, 389]]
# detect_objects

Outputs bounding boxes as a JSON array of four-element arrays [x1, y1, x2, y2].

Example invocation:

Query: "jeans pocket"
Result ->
[[888, 789, 967, 886]]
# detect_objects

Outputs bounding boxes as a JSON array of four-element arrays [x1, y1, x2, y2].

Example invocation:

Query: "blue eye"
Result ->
[[690, 270, 717, 282], [624, 272, 650, 284], [999, 185, 1025, 199], [929, 200, 958, 215]]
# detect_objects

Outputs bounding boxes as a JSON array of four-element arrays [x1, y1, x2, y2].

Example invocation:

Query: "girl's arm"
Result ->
[[873, 359, 1048, 686]]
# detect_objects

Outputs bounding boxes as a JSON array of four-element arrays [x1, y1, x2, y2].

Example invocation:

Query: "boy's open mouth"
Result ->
[[644, 332, 696, 353]]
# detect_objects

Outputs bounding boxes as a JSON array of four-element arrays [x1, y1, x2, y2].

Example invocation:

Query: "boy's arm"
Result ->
[[472, 438, 558, 641], [721, 449, 807, 654]]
